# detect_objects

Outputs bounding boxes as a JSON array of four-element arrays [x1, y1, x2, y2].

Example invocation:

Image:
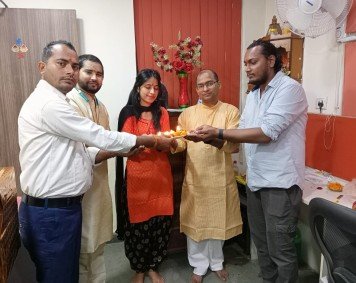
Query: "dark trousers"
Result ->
[[247, 185, 302, 283], [19, 202, 82, 283]]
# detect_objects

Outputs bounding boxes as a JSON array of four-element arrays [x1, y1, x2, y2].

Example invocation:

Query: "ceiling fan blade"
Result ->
[[286, 7, 313, 30]]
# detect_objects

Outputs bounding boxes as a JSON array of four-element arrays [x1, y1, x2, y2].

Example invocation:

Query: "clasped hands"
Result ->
[[125, 125, 218, 158], [185, 125, 219, 143], [125, 134, 177, 157], [146, 125, 218, 148]]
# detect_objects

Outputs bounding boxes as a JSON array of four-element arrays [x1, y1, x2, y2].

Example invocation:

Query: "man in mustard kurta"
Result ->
[[67, 54, 112, 283], [171, 69, 243, 283]]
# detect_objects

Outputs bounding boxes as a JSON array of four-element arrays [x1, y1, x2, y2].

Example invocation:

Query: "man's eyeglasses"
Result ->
[[196, 80, 218, 91]]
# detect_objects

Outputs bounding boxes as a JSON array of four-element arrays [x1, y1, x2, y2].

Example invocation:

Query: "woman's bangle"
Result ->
[[152, 135, 158, 149]]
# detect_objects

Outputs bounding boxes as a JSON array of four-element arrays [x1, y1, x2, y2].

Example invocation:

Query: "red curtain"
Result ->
[[134, 0, 242, 108]]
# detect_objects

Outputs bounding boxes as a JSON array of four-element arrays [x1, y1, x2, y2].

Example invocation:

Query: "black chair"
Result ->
[[309, 198, 356, 283]]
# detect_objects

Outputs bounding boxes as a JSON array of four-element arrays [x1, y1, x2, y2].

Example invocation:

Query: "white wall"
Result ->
[[303, 33, 344, 115], [262, 0, 345, 115], [234, 0, 267, 175], [7, 0, 137, 230], [241, 0, 267, 99]]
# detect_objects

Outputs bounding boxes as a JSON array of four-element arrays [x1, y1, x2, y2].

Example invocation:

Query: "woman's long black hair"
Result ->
[[126, 69, 163, 131]]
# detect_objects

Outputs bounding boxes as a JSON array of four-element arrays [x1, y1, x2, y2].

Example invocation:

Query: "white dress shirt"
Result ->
[[239, 71, 308, 191], [18, 80, 136, 198]]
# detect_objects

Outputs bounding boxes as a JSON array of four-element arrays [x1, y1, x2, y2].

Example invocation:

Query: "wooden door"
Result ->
[[0, 8, 79, 190]]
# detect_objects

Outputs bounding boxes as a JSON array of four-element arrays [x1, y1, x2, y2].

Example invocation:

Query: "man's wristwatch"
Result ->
[[218, 128, 224, 140]]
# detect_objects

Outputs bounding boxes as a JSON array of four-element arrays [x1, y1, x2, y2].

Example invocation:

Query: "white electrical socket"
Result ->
[[315, 98, 327, 110]]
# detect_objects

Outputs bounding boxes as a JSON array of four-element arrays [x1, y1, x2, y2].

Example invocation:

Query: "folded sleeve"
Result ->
[[86, 147, 101, 165], [260, 83, 308, 141], [221, 105, 240, 153]]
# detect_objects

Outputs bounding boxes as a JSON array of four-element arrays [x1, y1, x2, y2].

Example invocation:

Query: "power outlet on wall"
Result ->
[[315, 98, 327, 111]]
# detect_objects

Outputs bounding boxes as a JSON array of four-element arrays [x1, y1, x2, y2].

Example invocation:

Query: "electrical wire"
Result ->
[[334, 42, 344, 115], [324, 42, 343, 149], [0, 0, 8, 8], [324, 114, 336, 150]]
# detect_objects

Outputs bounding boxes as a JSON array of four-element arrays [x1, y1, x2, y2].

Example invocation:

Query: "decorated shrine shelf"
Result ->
[[0, 167, 20, 283]]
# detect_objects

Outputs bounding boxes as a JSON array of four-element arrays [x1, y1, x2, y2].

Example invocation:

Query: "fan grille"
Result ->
[[276, 0, 353, 38]]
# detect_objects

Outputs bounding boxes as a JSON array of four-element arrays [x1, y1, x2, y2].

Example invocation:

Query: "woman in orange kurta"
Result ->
[[116, 69, 173, 283]]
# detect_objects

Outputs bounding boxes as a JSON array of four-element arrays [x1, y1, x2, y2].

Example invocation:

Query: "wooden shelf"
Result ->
[[264, 33, 304, 83]]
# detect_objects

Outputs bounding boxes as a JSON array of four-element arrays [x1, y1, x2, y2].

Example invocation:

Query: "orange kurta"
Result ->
[[122, 107, 173, 223]]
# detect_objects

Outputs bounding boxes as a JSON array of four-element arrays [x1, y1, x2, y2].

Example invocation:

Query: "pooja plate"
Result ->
[[171, 134, 187, 139], [159, 129, 187, 139]]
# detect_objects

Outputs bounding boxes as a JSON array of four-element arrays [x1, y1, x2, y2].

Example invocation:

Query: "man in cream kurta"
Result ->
[[171, 70, 243, 283], [67, 54, 112, 283]]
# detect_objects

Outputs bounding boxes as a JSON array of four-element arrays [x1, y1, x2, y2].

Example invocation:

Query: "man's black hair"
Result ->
[[79, 54, 104, 75], [247, 39, 282, 73], [41, 40, 76, 62]]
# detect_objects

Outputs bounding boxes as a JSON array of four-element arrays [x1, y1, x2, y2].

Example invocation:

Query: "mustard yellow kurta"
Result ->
[[67, 89, 113, 253], [175, 101, 243, 242]]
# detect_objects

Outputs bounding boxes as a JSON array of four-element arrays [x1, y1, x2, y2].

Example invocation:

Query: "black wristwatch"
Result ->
[[218, 128, 224, 140]]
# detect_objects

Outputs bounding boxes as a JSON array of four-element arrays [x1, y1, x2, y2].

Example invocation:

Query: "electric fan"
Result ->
[[276, 0, 353, 38]]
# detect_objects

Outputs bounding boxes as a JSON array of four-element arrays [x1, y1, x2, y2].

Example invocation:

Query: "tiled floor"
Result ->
[[8, 236, 319, 282], [104, 238, 319, 283]]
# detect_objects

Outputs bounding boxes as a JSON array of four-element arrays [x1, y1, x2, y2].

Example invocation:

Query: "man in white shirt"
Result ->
[[190, 39, 308, 283], [18, 40, 171, 283], [67, 54, 112, 283]]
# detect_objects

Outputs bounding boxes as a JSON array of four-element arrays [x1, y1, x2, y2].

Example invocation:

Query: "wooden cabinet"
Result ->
[[266, 33, 304, 83], [167, 111, 187, 253], [0, 167, 20, 283]]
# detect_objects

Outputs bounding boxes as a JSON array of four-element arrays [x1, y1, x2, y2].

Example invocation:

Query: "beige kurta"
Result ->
[[174, 101, 243, 242], [67, 89, 113, 253]]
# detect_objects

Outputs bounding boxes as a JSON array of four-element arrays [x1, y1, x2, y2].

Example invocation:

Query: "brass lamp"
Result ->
[[266, 15, 282, 36]]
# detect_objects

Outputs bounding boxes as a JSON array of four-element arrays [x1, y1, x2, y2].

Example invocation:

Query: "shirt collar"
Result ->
[[251, 71, 285, 93], [75, 87, 99, 105], [267, 71, 285, 89], [37, 79, 71, 103], [201, 100, 221, 110]]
